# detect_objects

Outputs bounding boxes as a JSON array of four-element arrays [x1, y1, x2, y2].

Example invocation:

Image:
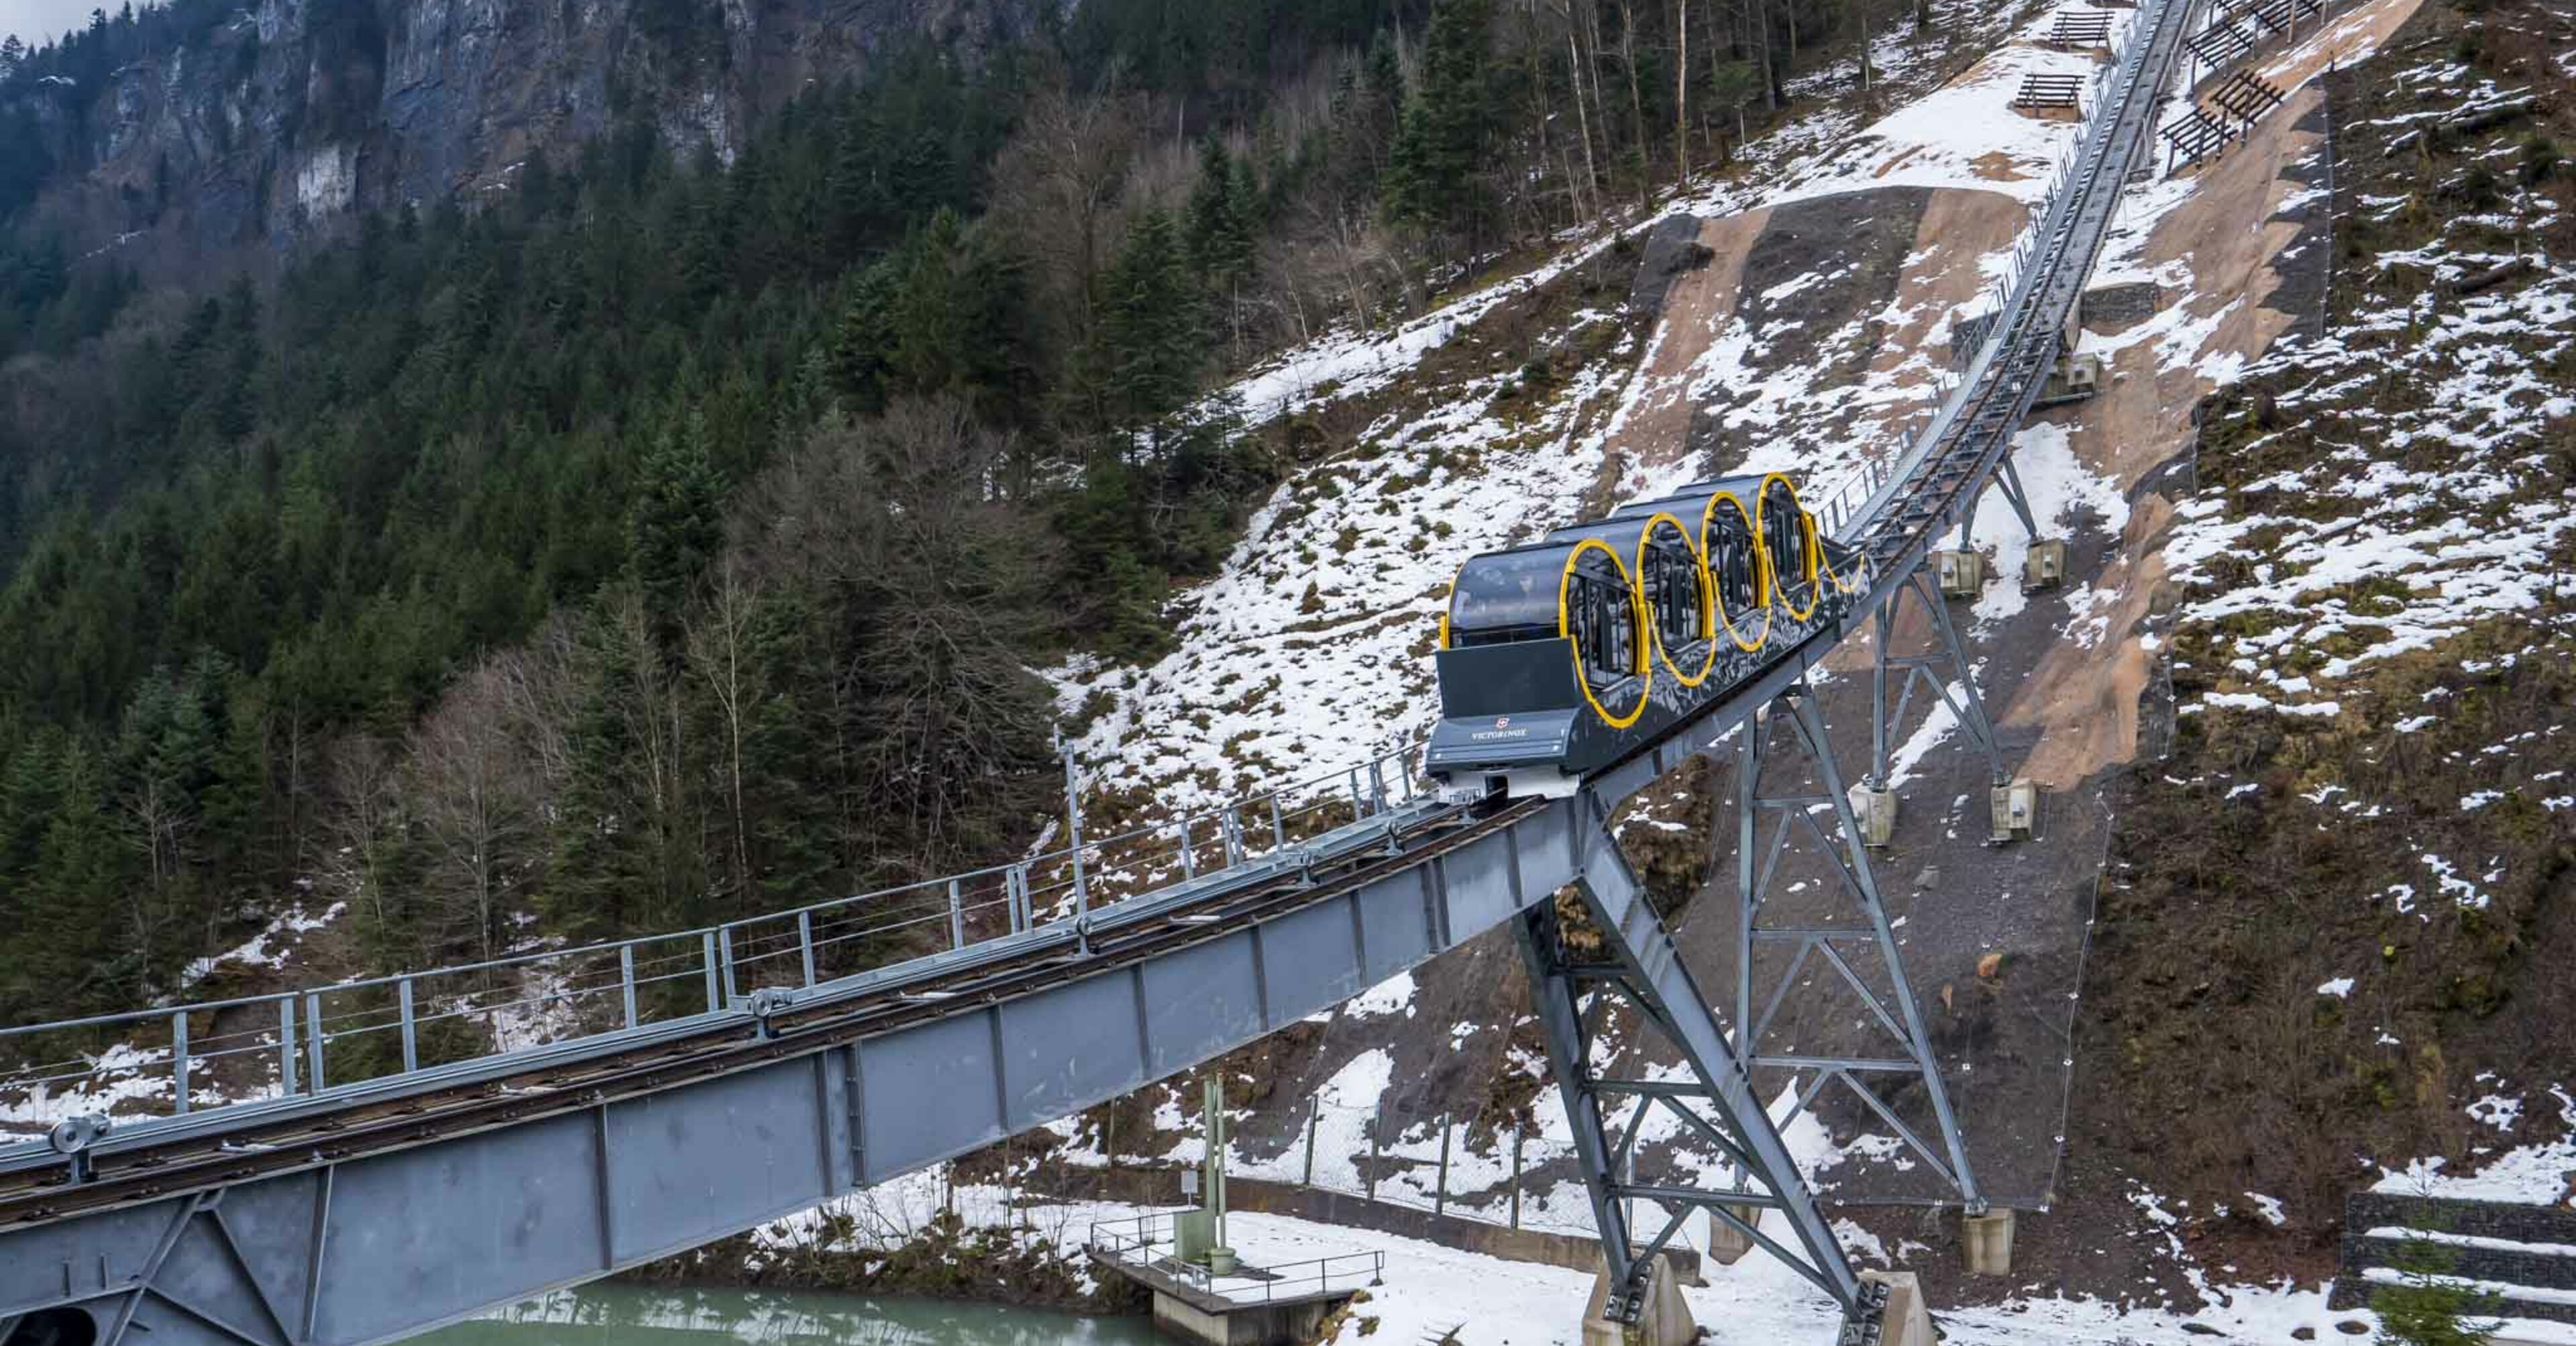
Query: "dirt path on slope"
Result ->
[[1616, 209, 1772, 473], [2004, 85, 2332, 789]]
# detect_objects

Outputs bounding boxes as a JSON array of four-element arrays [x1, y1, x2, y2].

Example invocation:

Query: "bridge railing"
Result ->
[[0, 739, 1429, 1145], [1087, 1208, 1178, 1257]]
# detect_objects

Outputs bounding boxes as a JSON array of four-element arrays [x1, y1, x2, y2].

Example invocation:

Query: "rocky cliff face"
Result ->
[[2, 0, 1040, 274]]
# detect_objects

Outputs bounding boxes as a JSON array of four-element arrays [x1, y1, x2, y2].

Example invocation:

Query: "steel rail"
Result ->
[[0, 795, 1536, 1229]]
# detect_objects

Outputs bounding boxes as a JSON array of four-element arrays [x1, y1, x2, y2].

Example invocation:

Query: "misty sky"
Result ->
[[1, 0, 123, 48]]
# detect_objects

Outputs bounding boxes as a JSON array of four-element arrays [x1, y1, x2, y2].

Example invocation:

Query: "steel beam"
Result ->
[[1734, 680, 1984, 1212], [1520, 790, 1873, 1330], [1865, 566, 2009, 790]]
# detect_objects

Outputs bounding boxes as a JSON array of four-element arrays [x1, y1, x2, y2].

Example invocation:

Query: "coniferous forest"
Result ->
[[0, 0, 1930, 1027]]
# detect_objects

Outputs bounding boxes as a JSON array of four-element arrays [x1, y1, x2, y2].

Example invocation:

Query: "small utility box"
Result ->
[[2023, 539, 2068, 592], [1936, 549, 1986, 600], [1850, 784, 1898, 847], [1989, 781, 2039, 843]]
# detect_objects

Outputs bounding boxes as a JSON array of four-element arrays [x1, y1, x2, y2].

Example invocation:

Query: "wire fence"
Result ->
[[0, 739, 1431, 1146]]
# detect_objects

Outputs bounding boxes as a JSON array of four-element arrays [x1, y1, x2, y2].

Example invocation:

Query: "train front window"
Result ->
[[1449, 548, 1568, 646]]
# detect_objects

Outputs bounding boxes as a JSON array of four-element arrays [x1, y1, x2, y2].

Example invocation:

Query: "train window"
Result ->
[[1762, 484, 1811, 607], [1642, 544, 1699, 648], [1709, 522, 1760, 617], [1570, 572, 1634, 686], [1448, 550, 1564, 647]]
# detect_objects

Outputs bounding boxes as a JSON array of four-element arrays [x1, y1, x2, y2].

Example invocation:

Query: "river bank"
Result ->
[[621, 1206, 1148, 1318], [421, 1281, 1161, 1346]]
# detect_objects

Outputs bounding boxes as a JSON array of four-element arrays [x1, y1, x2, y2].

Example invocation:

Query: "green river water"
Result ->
[[418, 1284, 1159, 1346]]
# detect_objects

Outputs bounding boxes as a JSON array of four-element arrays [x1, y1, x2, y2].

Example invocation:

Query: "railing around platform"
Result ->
[[1087, 1210, 1385, 1305]]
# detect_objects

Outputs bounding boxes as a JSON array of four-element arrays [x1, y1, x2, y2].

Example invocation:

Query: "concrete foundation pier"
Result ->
[[1705, 1204, 1766, 1265], [1860, 1270, 1937, 1346], [1580, 1251, 1698, 1346], [1964, 1208, 2019, 1276]]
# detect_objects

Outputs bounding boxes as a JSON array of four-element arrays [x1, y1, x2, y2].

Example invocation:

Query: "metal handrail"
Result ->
[[1840, 0, 2172, 554], [1178, 1249, 1388, 1304], [0, 738, 1428, 1126]]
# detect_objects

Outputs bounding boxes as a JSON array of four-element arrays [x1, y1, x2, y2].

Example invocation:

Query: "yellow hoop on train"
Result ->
[[1558, 539, 1651, 730], [1815, 509, 1870, 594], [1633, 512, 1718, 688], [1756, 473, 1821, 623], [1700, 492, 1771, 653]]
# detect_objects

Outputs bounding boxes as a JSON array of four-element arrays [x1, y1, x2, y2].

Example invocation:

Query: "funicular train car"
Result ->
[[1426, 472, 1868, 796]]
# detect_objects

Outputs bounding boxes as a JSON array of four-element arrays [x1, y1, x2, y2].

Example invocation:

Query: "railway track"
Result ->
[[0, 794, 1542, 1233]]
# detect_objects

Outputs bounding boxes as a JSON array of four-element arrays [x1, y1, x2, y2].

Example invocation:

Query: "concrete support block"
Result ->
[[1988, 782, 2038, 844], [2022, 538, 2068, 592], [1581, 1251, 1699, 1346], [1849, 785, 1898, 848], [1964, 1208, 2019, 1276], [1705, 1204, 1766, 1265], [2050, 350, 2105, 399], [1860, 1270, 1937, 1346], [1935, 549, 1986, 599]]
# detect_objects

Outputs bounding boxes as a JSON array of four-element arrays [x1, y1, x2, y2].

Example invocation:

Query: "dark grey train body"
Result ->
[[1426, 472, 1868, 796]]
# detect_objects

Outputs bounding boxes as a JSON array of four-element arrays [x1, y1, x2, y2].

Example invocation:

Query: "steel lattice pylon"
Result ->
[[1731, 675, 1984, 1212], [1519, 788, 1892, 1341], [1865, 565, 2011, 792]]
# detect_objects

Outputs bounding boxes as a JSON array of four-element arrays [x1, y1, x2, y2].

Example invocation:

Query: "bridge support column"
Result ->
[[1865, 567, 2010, 794], [1519, 789, 1886, 1340], [1734, 680, 1984, 1214], [1861, 1271, 1937, 1346]]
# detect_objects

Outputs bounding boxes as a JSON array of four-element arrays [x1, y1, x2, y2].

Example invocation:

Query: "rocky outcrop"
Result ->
[[0, 0, 1044, 275]]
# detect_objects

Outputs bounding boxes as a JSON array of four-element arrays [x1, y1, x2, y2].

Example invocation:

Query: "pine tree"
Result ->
[[1099, 207, 1201, 429], [2373, 1227, 2504, 1345], [626, 409, 725, 648], [1383, 0, 1494, 240], [1187, 135, 1254, 287], [890, 207, 970, 395]]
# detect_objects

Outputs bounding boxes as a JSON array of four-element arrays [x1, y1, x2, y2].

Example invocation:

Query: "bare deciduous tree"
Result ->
[[406, 660, 543, 964], [321, 733, 403, 937], [987, 68, 1150, 419], [685, 552, 761, 899]]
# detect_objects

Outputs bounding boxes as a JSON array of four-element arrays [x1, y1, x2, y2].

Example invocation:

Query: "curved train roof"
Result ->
[[1543, 511, 1697, 552], [1610, 474, 1775, 520], [1446, 539, 1627, 636]]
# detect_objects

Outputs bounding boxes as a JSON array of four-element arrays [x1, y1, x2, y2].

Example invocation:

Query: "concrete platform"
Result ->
[[1088, 1245, 1366, 1346]]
